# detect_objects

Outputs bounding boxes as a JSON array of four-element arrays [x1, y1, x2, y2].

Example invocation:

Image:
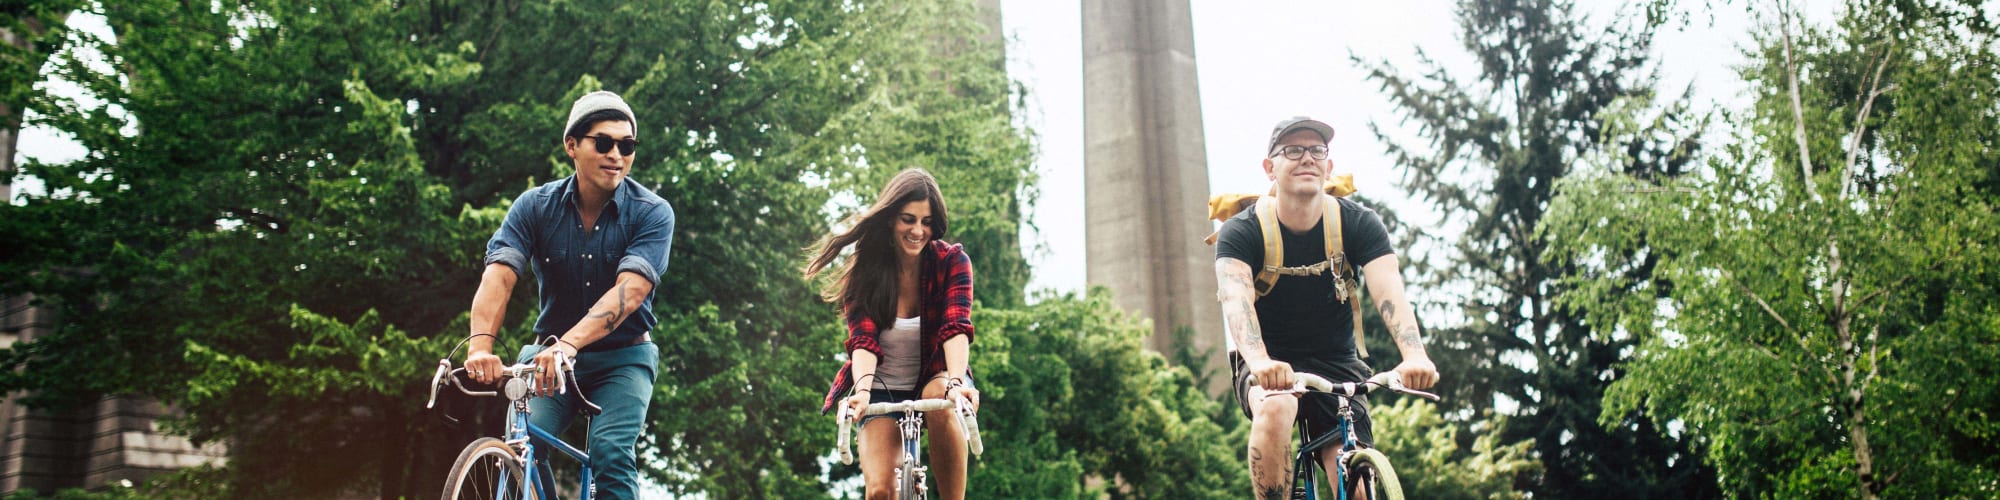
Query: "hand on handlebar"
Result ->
[[465, 351, 506, 385], [1246, 358, 1296, 393], [842, 391, 871, 419], [531, 343, 576, 397], [1392, 356, 1438, 390], [949, 386, 980, 413]]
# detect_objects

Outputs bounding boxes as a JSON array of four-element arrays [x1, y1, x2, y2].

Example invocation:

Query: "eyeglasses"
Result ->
[[1271, 145, 1329, 161], [579, 135, 637, 156]]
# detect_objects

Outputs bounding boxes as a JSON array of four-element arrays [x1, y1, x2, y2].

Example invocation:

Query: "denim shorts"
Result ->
[[856, 389, 925, 427]]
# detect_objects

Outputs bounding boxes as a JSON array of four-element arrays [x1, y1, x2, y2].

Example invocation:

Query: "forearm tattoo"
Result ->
[[1379, 299, 1426, 351], [1220, 265, 1265, 352], [583, 277, 631, 333]]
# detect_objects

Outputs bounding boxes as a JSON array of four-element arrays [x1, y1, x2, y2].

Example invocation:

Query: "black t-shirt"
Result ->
[[1215, 197, 1394, 368]]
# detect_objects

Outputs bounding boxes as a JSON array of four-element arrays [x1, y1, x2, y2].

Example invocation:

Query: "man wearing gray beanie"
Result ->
[[462, 90, 675, 499]]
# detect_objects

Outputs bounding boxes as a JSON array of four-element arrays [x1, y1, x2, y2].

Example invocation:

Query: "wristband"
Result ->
[[468, 333, 496, 342], [557, 339, 581, 355]]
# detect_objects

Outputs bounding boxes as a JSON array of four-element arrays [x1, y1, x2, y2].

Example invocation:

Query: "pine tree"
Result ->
[[1356, 0, 1718, 495]]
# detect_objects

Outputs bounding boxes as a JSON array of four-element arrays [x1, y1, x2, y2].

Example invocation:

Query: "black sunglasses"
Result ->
[[578, 135, 637, 156]]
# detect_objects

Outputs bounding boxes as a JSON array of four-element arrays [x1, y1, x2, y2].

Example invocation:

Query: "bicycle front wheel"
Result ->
[[1342, 448, 1403, 500], [443, 437, 536, 500], [898, 464, 926, 500]]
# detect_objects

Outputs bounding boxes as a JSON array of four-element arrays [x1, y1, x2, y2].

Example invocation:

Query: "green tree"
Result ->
[[1544, 1, 2000, 497], [1356, 0, 1716, 495], [1370, 398, 1539, 500], [971, 289, 1247, 499], [0, 0, 1037, 497]]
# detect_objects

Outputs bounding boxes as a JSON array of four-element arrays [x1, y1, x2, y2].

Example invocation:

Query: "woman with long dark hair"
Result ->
[[806, 168, 980, 499]]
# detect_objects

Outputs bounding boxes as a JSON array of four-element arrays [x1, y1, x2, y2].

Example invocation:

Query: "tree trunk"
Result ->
[[1849, 398, 1877, 500], [1836, 307, 1877, 499]]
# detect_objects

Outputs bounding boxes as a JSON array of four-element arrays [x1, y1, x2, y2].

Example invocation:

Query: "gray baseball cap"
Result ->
[[563, 90, 636, 142], [1267, 116, 1334, 155]]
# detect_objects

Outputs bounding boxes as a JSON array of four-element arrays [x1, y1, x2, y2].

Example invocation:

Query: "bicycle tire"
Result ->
[[443, 437, 537, 500], [897, 465, 923, 500], [1341, 448, 1402, 500]]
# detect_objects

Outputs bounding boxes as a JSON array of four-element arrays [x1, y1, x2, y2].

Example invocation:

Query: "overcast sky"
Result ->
[[15, 1, 1836, 301], [1001, 0, 1842, 297]]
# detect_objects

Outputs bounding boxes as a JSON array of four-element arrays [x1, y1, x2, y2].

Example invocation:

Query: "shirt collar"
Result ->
[[560, 175, 628, 215]]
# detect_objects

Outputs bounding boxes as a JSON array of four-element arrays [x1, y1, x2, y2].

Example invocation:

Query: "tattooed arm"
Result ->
[[559, 271, 656, 350], [1360, 254, 1438, 389], [527, 271, 655, 393], [1217, 258, 1293, 390]]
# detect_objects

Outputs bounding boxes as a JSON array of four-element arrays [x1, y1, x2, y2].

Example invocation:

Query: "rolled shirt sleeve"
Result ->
[[484, 190, 539, 275], [843, 309, 883, 356], [617, 200, 675, 286], [937, 247, 975, 343]]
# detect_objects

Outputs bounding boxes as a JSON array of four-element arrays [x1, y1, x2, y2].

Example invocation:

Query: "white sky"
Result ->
[[15, 2, 1831, 293], [1004, 0, 1830, 296]]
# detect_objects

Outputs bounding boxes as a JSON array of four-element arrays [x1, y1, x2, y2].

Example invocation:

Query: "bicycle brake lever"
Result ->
[[426, 360, 451, 409], [1258, 388, 1309, 400], [1369, 373, 1442, 401]]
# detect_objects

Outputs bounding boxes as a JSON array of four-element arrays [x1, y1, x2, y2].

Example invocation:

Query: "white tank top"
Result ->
[[874, 317, 924, 391]]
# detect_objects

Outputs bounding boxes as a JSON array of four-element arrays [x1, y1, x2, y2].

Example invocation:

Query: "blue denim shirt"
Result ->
[[485, 176, 675, 351]]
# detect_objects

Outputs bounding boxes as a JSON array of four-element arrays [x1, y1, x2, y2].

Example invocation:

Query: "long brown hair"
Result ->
[[802, 168, 950, 327]]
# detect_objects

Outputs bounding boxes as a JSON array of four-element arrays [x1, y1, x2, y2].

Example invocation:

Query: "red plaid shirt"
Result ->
[[821, 240, 976, 413]]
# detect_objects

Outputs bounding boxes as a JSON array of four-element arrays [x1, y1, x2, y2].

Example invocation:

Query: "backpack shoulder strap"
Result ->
[[1253, 197, 1283, 298], [1322, 194, 1368, 359]]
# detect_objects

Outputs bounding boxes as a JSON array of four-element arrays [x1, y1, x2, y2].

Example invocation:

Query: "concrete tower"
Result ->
[[1082, 0, 1225, 392]]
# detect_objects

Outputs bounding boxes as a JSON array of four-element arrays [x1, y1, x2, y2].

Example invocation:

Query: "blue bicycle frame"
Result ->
[[430, 358, 598, 500], [1293, 392, 1367, 500], [521, 416, 592, 500]]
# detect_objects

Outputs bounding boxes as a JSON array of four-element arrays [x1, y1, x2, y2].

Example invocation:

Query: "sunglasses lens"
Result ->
[[587, 136, 637, 156]]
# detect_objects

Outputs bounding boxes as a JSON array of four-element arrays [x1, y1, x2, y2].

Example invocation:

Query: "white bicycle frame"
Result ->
[[835, 397, 985, 498]]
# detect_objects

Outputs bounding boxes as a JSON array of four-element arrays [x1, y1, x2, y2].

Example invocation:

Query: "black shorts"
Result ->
[[1231, 352, 1375, 448]]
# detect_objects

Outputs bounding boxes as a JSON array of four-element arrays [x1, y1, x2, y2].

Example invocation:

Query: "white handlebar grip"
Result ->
[[836, 407, 855, 465], [1368, 371, 1403, 390], [957, 398, 983, 456]]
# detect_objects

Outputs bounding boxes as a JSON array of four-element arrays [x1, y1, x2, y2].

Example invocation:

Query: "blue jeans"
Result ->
[[517, 342, 658, 499]]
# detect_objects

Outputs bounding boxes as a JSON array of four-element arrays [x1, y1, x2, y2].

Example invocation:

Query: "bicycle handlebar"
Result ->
[[835, 396, 983, 465], [424, 357, 603, 417], [426, 360, 543, 407], [1249, 371, 1442, 401], [861, 398, 954, 415]]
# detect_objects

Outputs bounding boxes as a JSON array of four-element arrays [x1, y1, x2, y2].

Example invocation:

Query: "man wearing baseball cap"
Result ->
[[1213, 116, 1438, 499], [463, 90, 675, 498]]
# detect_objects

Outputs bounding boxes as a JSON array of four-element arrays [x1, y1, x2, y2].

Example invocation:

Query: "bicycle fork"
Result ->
[[1293, 396, 1368, 500], [900, 411, 930, 499]]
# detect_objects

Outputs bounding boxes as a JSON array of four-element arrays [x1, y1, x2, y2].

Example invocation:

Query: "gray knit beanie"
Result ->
[[563, 90, 637, 142]]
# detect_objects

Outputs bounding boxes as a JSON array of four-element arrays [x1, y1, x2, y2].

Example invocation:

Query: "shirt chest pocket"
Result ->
[[540, 249, 623, 292]]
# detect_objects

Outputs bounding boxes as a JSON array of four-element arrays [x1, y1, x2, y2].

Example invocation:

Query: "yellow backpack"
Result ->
[[1206, 174, 1369, 358]]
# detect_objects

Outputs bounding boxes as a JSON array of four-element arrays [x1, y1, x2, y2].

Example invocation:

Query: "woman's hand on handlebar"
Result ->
[[843, 391, 871, 418], [465, 351, 505, 385], [949, 385, 980, 413]]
